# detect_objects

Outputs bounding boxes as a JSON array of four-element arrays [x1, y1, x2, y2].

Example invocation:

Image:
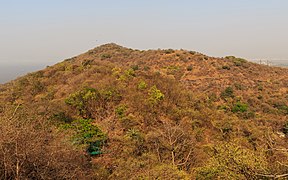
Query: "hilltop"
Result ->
[[0, 43, 287, 179]]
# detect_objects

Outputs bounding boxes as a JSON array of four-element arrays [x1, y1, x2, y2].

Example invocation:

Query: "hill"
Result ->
[[0, 43, 287, 179]]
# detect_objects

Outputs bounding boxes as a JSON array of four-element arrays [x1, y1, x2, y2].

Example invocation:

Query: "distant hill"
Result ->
[[0, 43, 287, 179]]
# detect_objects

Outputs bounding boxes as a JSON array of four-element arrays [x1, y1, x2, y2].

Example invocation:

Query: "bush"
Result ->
[[71, 118, 106, 145], [221, 87, 234, 99], [163, 49, 175, 54], [115, 104, 127, 118], [51, 112, 72, 123], [232, 102, 248, 113], [101, 54, 112, 59], [148, 85, 164, 105], [65, 87, 99, 117], [65, 87, 121, 118], [138, 80, 147, 90], [0, 111, 92, 179], [186, 65, 193, 71], [196, 143, 267, 179], [130, 65, 139, 71], [222, 65, 230, 70], [233, 58, 247, 66], [225, 56, 247, 66], [282, 122, 288, 135]]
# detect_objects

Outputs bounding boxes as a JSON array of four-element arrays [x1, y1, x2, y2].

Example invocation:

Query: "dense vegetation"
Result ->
[[0, 43, 287, 179]]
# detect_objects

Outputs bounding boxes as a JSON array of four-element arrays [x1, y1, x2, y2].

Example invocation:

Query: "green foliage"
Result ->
[[196, 143, 267, 179], [31, 80, 45, 95], [65, 87, 99, 117], [124, 68, 136, 77], [233, 58, 247, 66], [116, 68, 136, 81], [276, 105, 288, 115], [2, 44, 288, 179], [112, 67, 122, 76], [71, 118, 106, 144], [101, 53, 112, 59], [221, 87, 234, 99], [232, 102, 248, 113], [166, 65, 179, 70], [115, 104, 127, 118], [149, 164, 191, 179], [225, 56, 247, 66], [137, 80, 147, 90], [282, 122, 288, 135], [62, 118, 107, 156], [148, 85, 164, 105], [125, 128, 143, 141], [65, 87, 121, 118]]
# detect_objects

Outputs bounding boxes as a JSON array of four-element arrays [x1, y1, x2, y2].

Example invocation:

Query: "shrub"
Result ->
[[282, 122, 288, 135], [257, 84, 264, 91], [0, 111, 92, 179], [65, 87, 121, 118], [115, 104, 127, 118], [222, 65, 230, 70], [71, 118, 106, 144], [81, 59, 93, 67], [51, 112, 72, 123], [234, 83, 244, 90], [117, 68, 136, 81], [233, 58, 247, 66], [220, 87, 234, 99], [125, 128, 142, 141], [186, 65, 193, 71], [196, 143, 267, 179], [124, 68, 136, 77], [65, 87, 99, 117], [66, 118, 107, 156], [112, 67, 122, 76], [31, 80, 45, 95], [143, 66, 150, 71], [163, 49, 175, 54], [232, 102, 248, 113], [274, 104, 288, 115], [148, 85, 164, 105], [189, 51, 196, 55], [120, 114, 139, 130], [101, 54, 112, 59], [130, 65, 139, 71], [225, 56, 247, 66], [137, 80, 147, 90]]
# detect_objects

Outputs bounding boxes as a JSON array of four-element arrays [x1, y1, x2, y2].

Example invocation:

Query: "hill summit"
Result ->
[[0, 44, 287, 179]]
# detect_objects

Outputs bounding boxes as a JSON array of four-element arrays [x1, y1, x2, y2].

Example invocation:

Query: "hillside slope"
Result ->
[[0, 43, 287, 179]]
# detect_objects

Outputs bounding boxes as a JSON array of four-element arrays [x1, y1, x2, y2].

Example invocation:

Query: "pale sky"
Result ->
[[0, 0, 288, 68]]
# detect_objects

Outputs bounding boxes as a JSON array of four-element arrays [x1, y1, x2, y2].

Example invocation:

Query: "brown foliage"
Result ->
[[0, 106, 92, 179]]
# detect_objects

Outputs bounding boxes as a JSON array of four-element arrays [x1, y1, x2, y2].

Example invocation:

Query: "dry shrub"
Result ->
[[0, 105, 92, 179]]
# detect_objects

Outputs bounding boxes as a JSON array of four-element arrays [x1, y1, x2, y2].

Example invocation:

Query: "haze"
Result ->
[[1, 0, 288, 83]]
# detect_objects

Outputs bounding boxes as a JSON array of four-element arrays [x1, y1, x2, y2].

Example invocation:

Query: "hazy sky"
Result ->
[[1, 0, 288, 68]]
